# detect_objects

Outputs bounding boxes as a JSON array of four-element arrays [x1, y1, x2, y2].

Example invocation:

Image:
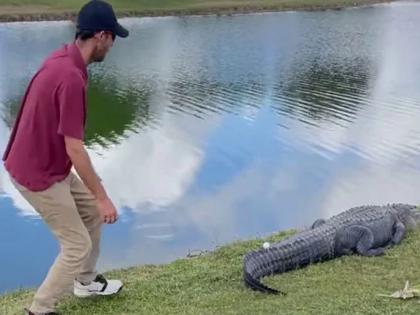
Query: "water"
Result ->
[[1, 1, 420, 294]]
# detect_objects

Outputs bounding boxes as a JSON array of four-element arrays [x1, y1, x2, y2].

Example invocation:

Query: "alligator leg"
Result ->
[[336, 225, 385, 257], [340, 248, 354, 255], [311, 219, 326, 229], [391, 221, 406, 245], [357, 244, 385, 256], [354, 226, 386, 256]]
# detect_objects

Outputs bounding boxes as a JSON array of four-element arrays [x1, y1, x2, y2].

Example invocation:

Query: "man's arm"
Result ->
[[64, 136, 106, 199], [64, 136, 118, 224]]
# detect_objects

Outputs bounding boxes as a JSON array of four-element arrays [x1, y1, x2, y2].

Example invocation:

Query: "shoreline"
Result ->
[[0, 0, 393, 23], [1, 228, 420, 314]]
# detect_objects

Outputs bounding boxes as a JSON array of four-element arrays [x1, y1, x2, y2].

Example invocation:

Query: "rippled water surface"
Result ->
[[1, 1, 420, 293]]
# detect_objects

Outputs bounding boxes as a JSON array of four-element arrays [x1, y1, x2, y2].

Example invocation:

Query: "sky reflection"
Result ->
[[1, 2, 420, 293]]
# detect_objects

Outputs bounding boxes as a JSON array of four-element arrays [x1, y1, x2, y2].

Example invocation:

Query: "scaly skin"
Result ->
[[243, 204, 420, 294]]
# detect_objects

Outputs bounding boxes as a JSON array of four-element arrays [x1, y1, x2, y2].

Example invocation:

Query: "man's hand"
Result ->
[[64, 136, 118, 224], [97, 197, 118, 224]]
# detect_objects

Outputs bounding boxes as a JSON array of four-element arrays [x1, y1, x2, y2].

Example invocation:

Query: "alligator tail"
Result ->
[[242, 231, 332, 295], [243, 270, 284, 295]]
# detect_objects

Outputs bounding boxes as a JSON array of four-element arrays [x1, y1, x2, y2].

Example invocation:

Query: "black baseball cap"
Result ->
[[77, 0, 129, 38]]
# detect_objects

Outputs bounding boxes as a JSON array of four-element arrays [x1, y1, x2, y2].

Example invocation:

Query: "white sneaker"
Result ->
[[74, 274, 123, 297]]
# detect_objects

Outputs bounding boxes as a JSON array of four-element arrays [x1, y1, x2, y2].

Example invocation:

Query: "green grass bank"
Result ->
[[0, 0, 392, 22], [1, 228, 420, 314]]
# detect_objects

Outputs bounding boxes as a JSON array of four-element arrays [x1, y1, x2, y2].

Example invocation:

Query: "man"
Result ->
[[2, 1, 129, 314]]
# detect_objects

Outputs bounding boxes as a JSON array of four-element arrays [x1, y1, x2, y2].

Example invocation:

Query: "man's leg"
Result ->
[[69, 172, 102, 284], [12, 176, 92, 314], [69, 172, 123, 297]]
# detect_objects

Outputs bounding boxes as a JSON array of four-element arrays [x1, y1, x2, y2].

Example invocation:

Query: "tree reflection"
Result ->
[[0, 76, 153, 147], [272, 59, 373, 125], [85, 77, 152, 147]]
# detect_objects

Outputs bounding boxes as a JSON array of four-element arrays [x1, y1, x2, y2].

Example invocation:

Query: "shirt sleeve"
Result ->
[[57, 72, 86, 140]]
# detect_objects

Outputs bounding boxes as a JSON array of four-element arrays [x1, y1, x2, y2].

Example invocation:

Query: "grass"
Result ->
[[0, 0, 392, 21], [0, 0, 412, 312], [1, 228, 420, 314]]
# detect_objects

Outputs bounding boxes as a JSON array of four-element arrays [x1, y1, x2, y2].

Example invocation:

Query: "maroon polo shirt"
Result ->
[[2, 42, 88, 191]]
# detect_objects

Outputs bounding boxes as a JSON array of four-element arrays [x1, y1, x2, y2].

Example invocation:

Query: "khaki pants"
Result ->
[[12, 172, 102, 314]]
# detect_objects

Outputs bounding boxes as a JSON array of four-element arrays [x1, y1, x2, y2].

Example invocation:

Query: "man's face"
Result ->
[[92, 31, 115, 62]]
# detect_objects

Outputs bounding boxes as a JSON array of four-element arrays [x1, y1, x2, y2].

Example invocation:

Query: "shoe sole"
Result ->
[[74, 284, 124, 298]]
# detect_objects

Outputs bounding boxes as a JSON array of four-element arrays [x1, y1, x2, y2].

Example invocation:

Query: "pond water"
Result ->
[[1, 1, 420, 293]]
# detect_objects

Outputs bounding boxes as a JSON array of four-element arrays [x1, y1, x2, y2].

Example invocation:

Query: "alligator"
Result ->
[[243, 204, 420, 294]]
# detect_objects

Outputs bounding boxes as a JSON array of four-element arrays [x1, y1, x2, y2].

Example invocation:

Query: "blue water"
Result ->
[[1, 1, 420, 293]]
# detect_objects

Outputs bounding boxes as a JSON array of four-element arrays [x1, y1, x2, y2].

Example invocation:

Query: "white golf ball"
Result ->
[[263, 242, 270, 249]]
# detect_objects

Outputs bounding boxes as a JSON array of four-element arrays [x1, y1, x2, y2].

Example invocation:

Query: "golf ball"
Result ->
[[263, 242, 270, 249]]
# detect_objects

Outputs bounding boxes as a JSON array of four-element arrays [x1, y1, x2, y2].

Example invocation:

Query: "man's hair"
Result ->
[[75, 29, 96, 41]]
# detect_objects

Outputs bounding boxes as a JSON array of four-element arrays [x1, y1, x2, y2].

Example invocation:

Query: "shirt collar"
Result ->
[[67, 42, 88, 82]]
